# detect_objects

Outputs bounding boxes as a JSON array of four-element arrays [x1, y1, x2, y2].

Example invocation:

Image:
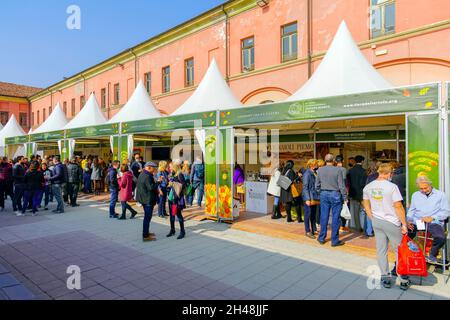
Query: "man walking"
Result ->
[[362, 163, 410, 290], [136, 162, 161, 242], [190, 156, 205, 207], [315, 154, 347, 247], [48, 156, 66, 214], [12, 156, 26, 215], [67, 157, 83, 207], [108, 160, 120, 218]]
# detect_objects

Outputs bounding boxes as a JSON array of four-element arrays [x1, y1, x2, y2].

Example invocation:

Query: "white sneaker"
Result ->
[[16, 212, 24, 217], [32, 213, 37, 217]]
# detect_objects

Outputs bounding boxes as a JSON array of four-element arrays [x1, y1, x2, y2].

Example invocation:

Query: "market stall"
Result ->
[[1, 114, 27, 158]]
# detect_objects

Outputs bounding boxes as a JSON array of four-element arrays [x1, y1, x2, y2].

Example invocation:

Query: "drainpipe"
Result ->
[[130, 49, 138, 87], [107, 82, 111, 119], [307, 0, 313, 78], [221, 5, 230, 83], [80, 73, 86, 97]]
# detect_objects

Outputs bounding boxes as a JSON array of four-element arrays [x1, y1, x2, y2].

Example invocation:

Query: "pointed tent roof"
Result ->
[[108, 80, 161, 123], [64, 93, 107, 130], [28, 128, 33, 134], [287, 21, 392, 102], [171, 59, 242, 115], [0, 114, 26, 147], [33, 103, 68, 134]]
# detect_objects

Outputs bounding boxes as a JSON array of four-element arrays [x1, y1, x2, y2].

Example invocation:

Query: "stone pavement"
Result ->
[[0, 197, 449, 300]]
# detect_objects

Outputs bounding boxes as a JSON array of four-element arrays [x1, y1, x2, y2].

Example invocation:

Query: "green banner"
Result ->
[[220, 84, 439, 126], [66, 123, 119, 139], [218, 128, 233, 221], [111, 136, 119, 161], [316, 130, 399, 142], [60, 140, 71, 162], [5, 135, 29, 145], [30, 130, 64, 142], [122, 112, 216, 134], [120, 136, 129, 164], [407, 113, 440, 202], [204, 129, 217, 218]]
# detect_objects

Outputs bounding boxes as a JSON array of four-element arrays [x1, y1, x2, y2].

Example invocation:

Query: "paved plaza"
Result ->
[[0, 197, 449, 301]]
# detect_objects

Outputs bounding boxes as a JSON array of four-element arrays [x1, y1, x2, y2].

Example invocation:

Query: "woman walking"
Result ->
[[267, 162, 283, 219], [167, 161, 187, 240], [182, 161, 193, 207], [91, 158, 102, 196], [280, 160, 296, 223], [302, 159, 319, 238], [21, 161, 44, 216], [118, 164, 138, 220], [156, 161, 169, 217]]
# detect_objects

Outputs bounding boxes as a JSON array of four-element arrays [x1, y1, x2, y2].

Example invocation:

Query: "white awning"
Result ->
[[287, 21, 392, 101], [108, 80, 161, 123], [33, 103, 68, 133], [0, 114, 26, 147], [64, 93, 107, 130], [171, 58, 242, 115]]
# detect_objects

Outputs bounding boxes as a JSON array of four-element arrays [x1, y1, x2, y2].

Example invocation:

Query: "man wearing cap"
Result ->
[[136, 161, 162, 242], [108, 160, 121, 218], [47, 156, 66, 214]]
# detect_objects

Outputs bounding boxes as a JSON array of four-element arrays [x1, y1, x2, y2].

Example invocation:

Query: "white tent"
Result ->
[[108, 80, 161, 123], [171, 58, 242, 115], [28, 128, 33, 134], [0, 114, 26, 147], [64, 93, 107, 130], [33, 103, 68, 133], [287, 21, 392, 101]]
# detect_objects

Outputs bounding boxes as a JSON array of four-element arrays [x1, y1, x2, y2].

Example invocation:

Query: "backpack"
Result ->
[[194, 164, 204, 180]]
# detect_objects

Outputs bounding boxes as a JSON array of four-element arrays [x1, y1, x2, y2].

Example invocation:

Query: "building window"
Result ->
[[80, 95, 85, 110], [162, 66, 170, 93], [370, 0, 395, 38], [63, 101, 67, 115], [71, 98, 76, 117], [185, 58, 194, 87], [31, 112, 34, 126], [114, 83, 120, 105], [0, 112, 8, 126], [19, 113, 27, 127], [101, 88, 106, 109], [37, 111, 40, 124], [241, 37, 255, 72], [281, 22, 298, 62], [144, 72, 151, 95], [43, 108, 46, 121]]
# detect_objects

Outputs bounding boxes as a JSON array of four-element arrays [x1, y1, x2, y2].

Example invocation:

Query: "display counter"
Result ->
[[245, 181, 274, 214]]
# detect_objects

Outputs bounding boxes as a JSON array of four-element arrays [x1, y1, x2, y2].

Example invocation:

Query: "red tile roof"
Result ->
[[0, 81, 42, 98]]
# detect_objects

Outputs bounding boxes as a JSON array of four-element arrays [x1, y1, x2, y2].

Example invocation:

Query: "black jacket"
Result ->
[[347, 164, 367, 201], [67, 162, 83, 183], [24, 170, 44, 192], [12, 163, 26, 185], [280, 164, 296, 204], [108, 167, 119, 190], [392, 167, 406, 199], [136, 171, 158, 206], [49, 163, 66, 185]]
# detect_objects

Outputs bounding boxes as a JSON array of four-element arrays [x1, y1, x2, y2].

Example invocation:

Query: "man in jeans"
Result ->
[[190, 156, 205, 207], [108, 160, 120, 218], [67, 157, 83, 207], [362, 163, 410, 290], [12, 156, 26, 215], [315, 154, 347, 247], [48, 156, 66, 214], [136, 162, 161, 242]]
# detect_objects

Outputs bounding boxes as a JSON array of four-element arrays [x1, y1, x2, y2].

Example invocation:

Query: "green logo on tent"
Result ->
[[288, 102, 306, 116]]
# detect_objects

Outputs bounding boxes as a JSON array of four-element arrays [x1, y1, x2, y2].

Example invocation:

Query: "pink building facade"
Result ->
[[29, 0, 450, 128]]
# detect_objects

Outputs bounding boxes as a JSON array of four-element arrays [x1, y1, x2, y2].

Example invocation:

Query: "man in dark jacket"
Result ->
[[130, 153, 145, 180], [136, 161, 160, 242], [0, 157, 13, 212], [392, 165, 406, 208], [108, 160, 120, 218], [347, 155, 373, 237], [190, 157, 205, 207], [67, 157, 83, 207], [20, 161, 44, 216], [48, 156, 66, 214], [62, 159, 70, 204], [12, 156, 26, 214]]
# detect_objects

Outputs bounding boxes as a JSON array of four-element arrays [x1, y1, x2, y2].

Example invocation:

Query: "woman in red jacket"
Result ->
[[118, 164, 138, 220]]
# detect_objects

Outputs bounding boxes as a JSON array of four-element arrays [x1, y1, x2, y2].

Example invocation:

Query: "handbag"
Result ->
[[340, 204, 351, 220], [291, 183, 302, 198], [236, 184, 245, 194], [397, 235, 427, 277], [277, 170, 293, 191], [168, 189, 175, 202]]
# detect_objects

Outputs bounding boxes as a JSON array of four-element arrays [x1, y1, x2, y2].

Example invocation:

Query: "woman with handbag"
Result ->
[[167, 161, 187, 240], [302, 159, 319, 238], [292, 169, 304, 223], [182, 161, 193, 207], [279, 160, 296, 223], [117, 164, 138, 220], [267, 162, 284, 219], [156, 161, 169, 217], [91, 158, 102, 196]]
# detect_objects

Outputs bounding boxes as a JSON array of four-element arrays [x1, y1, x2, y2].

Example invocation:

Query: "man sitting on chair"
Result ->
[[407, 176, 450, 263]]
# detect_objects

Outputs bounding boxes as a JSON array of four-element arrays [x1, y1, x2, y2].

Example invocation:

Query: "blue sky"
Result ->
[[0, 0, 226, 88]]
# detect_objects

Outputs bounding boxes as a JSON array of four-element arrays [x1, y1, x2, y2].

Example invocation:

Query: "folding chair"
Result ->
[[416, 219, 450, 283]]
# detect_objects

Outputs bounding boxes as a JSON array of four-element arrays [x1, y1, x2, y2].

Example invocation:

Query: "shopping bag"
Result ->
[[340, 204, 351, 220], [291, 183, 302, 198], [277, 175, 292, 191], [233, 199, 240, 218], [397, 235, 428, 277]]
